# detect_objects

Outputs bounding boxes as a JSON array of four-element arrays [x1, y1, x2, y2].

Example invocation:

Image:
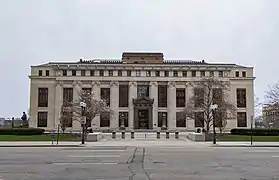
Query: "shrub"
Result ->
[[231, 128, 279, 136], [0, 128, 45, 135]]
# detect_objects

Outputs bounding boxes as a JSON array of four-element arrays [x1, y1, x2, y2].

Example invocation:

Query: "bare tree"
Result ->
[[182, 77, 236, 134], [265, 81, 279, 105], [71, 90, 112, 132], [60, 101, 73, 133]]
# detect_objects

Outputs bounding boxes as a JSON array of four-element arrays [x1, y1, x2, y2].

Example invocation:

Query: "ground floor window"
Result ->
[[100, 112, 110, 127], [119, 112, 128, 127], [176, 112, 186, 127], [237, 112, 247, 127], [37, 112, 47, 127]]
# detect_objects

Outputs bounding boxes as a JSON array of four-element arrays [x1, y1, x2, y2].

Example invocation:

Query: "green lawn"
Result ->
[[0, 134, 80, 141], [218, 135, 279, 142]]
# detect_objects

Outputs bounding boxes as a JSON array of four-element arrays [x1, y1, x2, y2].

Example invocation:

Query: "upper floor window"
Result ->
[[146, 71, 151, 77], [72, 70, 76, 76], [90, 70, 95, 76], [38, 70, 43, 76], [38, 88, 48, 107], [158, 85, 167, 107], [176, 88, 185, 107], [213, 88, 223, 105], [99, 70, 104, 76], [194, 88, 204, 107], [101, 88, 110, 106], [137, 85, 149, 97], [46, 70, 49, 76], [119, 85, 128, 107], [192, 71, 196, 77], [173, 71, 178, 77], [63, 70, 67, 76], [127, 70, 131, 76], [182, 71, 187, 77], [63, 88, 73, 103], [200, 71, 205, 77], [118, 70, 122, 76], [242, 71, 246, 77], [218, 71, 223, 77], [164, 71, 169, 77], [109, 70, 113, 76], [235, 71, 239, 77], [37, 112, 48, 127], [136, 70, 141, 77], [237, 88, 246, 108], [81, 70, 86, 76], [155, 71, 160, 77]]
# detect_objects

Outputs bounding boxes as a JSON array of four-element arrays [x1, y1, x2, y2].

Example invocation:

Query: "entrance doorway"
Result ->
[[138, 109, 149, 129]]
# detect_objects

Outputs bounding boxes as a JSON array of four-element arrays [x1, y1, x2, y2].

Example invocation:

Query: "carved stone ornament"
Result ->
[[92, 81, 100, 86], [129, 81, 137, 86], [56, 81, 63, 86], [77, 81, 82, 86], [72, 81, 77, 86], [167, 81, 176, 87], [110, 81, 119, 87], [150, 81, 158, 87]]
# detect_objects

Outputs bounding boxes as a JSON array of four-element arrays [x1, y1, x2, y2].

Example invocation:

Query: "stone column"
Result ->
[[186, 83, 195, 130], [110, 81, 119, 130], [54, 81, 63, 129], [92, 81, 101, 128], [167, 81, 176, 130], [73, 81, 82, 130], [150, 81, 158, 130], [129, 81, 137, 129]]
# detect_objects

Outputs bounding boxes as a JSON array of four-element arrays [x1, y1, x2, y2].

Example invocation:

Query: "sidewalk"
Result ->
[[212, 141, 279, 147], [0, 141, 83, 147]]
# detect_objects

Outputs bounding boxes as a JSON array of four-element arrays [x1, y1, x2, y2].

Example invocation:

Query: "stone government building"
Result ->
[[29, 52, 255, 131]]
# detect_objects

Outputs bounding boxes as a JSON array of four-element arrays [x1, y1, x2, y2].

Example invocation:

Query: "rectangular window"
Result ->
[[182, 71, 187, 77], [101, 88, 110, 106], [237, 112, 247, 127], [127, 70, 131, 76], [237, 88, 246, 108], [155, 71, 160, 77], [82, 88, 92, 94], [119, 85, 129, 107], [192, 71, 196, 77], [38, 88, 48, 107], [146, 71, 151, 77], [39, 70, 43, 76], [158, 112, 168, 127], [72, 70, 76, 76], [218, 71, 223, 77], [119, 112, 128, 127], [200, 71, 205, 77], [100, 112, 110, 127], [90, 70, 95, 76], [37, 112, 48, 127], [173, 71, 178, 77], [63, 70, 67, 76], [109, 70, 113, 76], [81, 70, 86, 76], [164, 71, 169, 77], [99, 70, 104, 76], [235, 71, 239, 77], [210, 71, 214, 77], [176, 88, 185, 107], [242, 71, 246, 77], [45, 70, 49, 76], [136, 70, 140, 77], [137, 85, 149, 98], [63, 88, 73, 103], [158, 85, 167, 107], [194, 88, 204, 107], [213, 88, 223, 105], [118, 70, 122, 76], [176, 112, 186, 127], [195, 112, 204, 127]]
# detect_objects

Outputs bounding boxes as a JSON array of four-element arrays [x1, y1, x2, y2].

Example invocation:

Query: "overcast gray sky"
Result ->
[[0, 0, 278, 118]]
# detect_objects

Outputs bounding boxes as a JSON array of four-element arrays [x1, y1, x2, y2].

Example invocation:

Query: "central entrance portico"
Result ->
[[132, 96, 154, 129]]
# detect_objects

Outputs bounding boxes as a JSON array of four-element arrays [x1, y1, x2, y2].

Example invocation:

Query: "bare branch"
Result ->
[[265, 81, 279, 105]]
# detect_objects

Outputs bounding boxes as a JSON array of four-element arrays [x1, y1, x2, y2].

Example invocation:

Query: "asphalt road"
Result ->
[[0, 143, 279, 180]]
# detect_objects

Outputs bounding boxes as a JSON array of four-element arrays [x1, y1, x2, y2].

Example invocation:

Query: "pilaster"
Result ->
[[73, 81, 82, 130], [167, 81, 176, 130], [54, 81, 63, 129], [92, 81, 101, 128], [150, 81, 158, 130], [129, 81, 137, 129], [110, 81, 119, 129]]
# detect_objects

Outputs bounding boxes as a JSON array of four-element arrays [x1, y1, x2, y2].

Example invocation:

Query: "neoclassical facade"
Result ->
[[29, 52, 255, 131]]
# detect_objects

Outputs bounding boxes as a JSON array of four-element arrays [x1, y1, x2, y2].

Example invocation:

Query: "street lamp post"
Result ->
[[80, 102, 87, 145], [210, 104, 218, 144]]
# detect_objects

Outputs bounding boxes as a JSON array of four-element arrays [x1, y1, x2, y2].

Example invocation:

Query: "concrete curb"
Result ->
[[0, 144, 85, 148], [211, 145, 279, 148]]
